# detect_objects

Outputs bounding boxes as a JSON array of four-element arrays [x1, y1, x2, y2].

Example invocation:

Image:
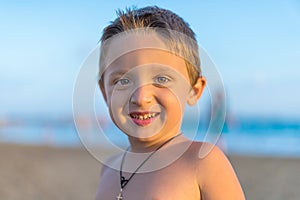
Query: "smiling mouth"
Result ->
[[129, 112, 160, 126]]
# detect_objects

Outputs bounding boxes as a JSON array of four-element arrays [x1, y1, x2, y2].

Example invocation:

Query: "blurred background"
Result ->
[[0, 0, 299, 199]]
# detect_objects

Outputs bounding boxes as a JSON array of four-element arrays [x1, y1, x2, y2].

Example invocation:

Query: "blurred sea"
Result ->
[[0, 116, 300, 158]]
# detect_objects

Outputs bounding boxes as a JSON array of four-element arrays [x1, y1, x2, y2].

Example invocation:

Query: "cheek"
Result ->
[[107, 92, 130, 127], [164, 85, 190, 107], [156, 91, 185, 130], [107, 89, 132, 120], [157, 88, 186, 112]]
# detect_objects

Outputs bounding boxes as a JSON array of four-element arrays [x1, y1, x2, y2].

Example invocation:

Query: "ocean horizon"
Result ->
[[0, 115, 300, 158]]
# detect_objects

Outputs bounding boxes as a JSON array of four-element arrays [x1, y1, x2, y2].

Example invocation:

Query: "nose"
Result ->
[[130, 85, 154, 106]]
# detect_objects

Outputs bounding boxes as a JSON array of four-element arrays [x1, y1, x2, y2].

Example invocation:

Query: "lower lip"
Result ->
[[131, 116, 158, 126]]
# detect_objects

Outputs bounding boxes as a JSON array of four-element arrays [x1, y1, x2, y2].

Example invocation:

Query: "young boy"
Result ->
[[96, 6, 245, 200]]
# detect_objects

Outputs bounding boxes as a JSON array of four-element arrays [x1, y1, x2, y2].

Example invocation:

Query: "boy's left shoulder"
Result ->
[[181, 141, 224, 161], [179, 141, 234, 180], [185, 141, 245, 199], [185, 141, 231, 170]]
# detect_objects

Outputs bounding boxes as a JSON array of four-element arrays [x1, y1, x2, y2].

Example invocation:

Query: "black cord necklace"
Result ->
[[117, 133, 182, 200]]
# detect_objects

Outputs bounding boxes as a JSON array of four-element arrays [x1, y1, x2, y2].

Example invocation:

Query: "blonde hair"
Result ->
[[99, 6, 201, 85]]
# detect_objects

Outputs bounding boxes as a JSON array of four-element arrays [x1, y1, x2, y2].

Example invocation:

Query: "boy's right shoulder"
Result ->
[[100, 152, 123, 173]]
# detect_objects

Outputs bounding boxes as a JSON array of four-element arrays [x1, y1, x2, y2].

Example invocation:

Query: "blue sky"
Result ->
[[0, 0, 299, 118]]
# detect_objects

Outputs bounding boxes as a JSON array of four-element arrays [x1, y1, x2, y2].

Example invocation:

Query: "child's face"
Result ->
[[101, 39, 204, 141]]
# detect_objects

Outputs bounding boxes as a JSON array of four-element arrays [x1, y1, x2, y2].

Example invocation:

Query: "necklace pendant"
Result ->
[[121, 176, 129, 188], [117, 188, 123, 200]]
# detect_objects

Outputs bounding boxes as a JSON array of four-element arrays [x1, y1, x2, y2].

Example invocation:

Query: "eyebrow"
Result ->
[[107, 65, 180, 79], [108, 70, 128, 77], [150, 66, 180, 74]]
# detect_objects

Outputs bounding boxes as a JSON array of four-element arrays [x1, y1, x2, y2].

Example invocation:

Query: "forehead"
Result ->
[[105, 49, 188, 79], [102, 30, 167, 70], [100, 30, 192, 81]]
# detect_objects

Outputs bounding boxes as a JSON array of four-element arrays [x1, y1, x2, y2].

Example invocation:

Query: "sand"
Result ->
[[0, 143, 299, 200]]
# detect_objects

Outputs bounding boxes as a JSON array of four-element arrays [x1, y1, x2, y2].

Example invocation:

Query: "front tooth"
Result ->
[[132, 113, 157, 120]]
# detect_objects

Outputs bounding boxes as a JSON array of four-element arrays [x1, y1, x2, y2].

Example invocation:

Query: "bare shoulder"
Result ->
[[99, 153, 122, 175], [95, 153, 121, 200], [188, 142, 245, 200]]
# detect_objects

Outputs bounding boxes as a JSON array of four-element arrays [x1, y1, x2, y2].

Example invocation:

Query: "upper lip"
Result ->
[[129, 112, 160, 120]]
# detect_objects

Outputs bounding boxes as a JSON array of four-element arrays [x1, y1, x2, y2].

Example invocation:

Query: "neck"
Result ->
[[127, 132, 183, 153]]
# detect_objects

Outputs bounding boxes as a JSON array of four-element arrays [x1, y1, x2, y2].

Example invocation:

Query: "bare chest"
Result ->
[[96, 164, 200, 200]]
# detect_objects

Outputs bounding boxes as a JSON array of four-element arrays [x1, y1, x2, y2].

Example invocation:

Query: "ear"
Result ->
[[187, 76, 206, 106], [99, 80, 108, 104]]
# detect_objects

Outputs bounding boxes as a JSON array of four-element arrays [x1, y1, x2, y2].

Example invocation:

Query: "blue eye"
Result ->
[[115, 78, 130, 86], [155, 76, 170, 84]]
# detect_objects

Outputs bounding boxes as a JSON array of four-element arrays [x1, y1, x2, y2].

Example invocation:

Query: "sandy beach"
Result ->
[[0, 143, 299, 200]]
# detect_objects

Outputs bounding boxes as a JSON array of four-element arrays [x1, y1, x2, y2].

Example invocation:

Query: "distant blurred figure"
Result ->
[[206, 88, 237, 153]]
